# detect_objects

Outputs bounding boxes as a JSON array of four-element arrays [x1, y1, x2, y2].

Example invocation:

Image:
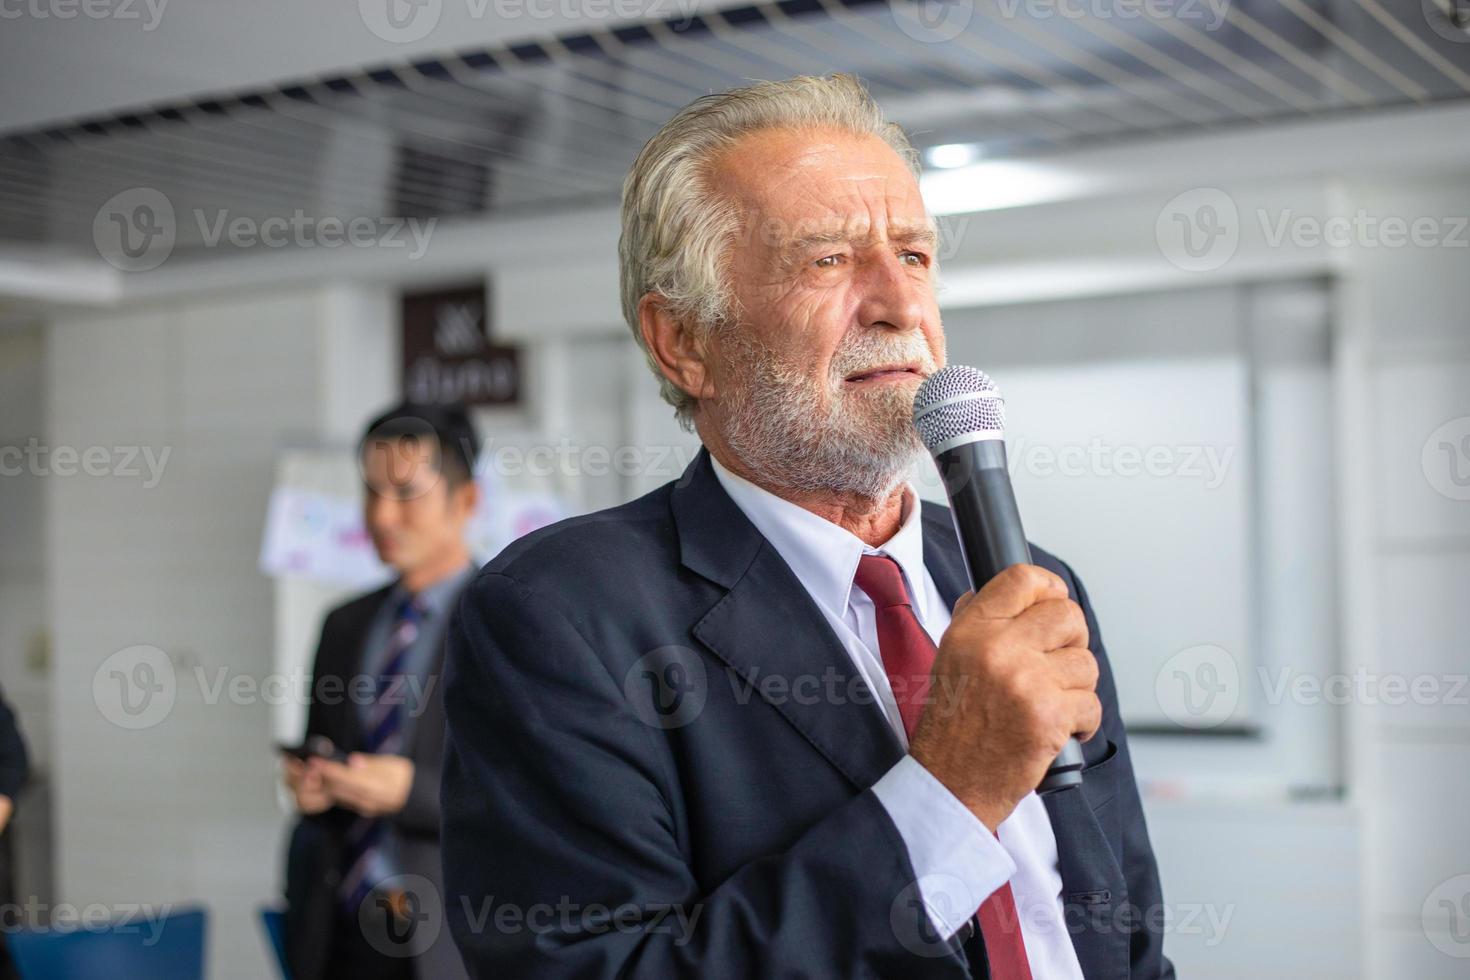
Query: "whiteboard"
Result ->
[[929, 286, 1257, 730]]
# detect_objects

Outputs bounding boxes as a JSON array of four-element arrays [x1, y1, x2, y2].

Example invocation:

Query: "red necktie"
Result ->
[[853, 554, 1034, 980]]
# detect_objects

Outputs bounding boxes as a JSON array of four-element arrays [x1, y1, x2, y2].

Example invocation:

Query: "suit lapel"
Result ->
[[922, 501, 1128, 979], [920, 501, 970, 608], [674, 449, 904, 792]]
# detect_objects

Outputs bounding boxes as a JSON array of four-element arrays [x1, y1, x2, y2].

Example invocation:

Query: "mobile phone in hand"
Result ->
[[276, 735, 348, 764]]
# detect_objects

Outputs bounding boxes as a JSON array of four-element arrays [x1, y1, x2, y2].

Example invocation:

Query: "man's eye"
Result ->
[[900, 251, 928, 266], [815, 254, 844, 268]]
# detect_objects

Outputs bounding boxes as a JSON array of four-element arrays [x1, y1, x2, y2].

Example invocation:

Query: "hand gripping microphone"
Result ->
[[913, 365, 1085, 794]]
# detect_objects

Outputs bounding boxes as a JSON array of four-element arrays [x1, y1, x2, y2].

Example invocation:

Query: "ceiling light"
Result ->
[[920, 160, 1102, 215], [924, 143, 982, 169]]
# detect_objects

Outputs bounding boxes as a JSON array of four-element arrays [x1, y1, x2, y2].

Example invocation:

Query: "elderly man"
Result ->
[[443, 74, 1173, 979]]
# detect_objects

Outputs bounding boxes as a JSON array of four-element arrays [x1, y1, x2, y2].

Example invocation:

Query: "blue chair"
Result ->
[[258, 906, 292, 979], [9, 905, 206, 980]]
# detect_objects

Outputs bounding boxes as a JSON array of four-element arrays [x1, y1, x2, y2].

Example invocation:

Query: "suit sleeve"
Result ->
[[0, 688, 29, 804], [1062, 559, 1176, 980], [392, 714, 443, 838], [301, 611, 336, 744], [441, 571, 962, 979], [297, 611, 355, 832]]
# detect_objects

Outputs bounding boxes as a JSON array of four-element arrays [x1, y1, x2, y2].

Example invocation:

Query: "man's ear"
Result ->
[[637, 294, 718, 405], [451, 477, 480, 521]]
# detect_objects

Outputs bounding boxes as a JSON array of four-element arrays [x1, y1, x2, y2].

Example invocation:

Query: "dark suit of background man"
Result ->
[[443, 74, 1173, 978], [283, 403, 478, 980], [0, 688, 28, 980]]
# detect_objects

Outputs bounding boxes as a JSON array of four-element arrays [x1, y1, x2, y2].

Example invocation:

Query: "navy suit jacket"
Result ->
[[286, 585, 470, 980], [442, 448, 1174, 978]]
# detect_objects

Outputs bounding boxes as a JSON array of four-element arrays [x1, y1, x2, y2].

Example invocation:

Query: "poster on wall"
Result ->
[[259, 456, 567, 587]]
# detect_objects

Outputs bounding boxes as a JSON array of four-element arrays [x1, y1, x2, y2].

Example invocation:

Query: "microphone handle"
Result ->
[[934, 438, 1085, 795]]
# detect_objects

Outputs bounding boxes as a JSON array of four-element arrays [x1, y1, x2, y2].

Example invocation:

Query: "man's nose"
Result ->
[[856, 251, 928, 334]]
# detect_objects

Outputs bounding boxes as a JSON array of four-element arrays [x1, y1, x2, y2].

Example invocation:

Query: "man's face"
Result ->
[[360, 436, 474, 575], [699, 126, 946, 497]]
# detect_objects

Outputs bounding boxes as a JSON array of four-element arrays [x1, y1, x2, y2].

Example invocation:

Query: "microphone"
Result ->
[[912, 365, 1085, 795]]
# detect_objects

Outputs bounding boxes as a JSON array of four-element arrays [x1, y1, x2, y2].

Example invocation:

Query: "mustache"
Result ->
[[828, 335, 938, 380]]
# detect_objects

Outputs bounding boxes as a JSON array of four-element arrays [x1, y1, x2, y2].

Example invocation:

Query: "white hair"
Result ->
[[617, 73, 923, 428]]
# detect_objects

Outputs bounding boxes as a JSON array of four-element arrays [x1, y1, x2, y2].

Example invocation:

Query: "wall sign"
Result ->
[[402, 282, 519, 406]]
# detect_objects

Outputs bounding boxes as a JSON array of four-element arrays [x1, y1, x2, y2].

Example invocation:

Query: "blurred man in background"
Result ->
[[0, 688, 27, 980], [282, 403, 478, 980]]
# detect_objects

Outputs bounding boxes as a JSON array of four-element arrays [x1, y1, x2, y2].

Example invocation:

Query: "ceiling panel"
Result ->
[[2, 0, 1467, 264]]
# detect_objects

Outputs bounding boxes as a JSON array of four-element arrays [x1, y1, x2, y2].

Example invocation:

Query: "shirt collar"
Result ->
[[709, 453, 931, 619], [394, 561, 475, 619]]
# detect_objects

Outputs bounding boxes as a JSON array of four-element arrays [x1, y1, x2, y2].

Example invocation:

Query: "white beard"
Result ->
[[716, 328, 940, 501]]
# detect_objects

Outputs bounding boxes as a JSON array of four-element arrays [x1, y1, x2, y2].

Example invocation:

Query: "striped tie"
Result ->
[[340, 595, 424, 916]]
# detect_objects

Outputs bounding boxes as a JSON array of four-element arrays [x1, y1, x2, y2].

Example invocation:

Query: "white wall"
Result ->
[[44, 283, 394, 980], [0, 323, 52, 900], [1333, 176, 1470, 977]]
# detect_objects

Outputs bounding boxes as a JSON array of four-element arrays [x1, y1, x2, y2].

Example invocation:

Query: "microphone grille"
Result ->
[[912, 365, 1006, 453]]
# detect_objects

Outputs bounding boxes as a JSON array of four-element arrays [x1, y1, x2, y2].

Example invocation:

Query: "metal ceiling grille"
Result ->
[[2, 0, 1468, 262]]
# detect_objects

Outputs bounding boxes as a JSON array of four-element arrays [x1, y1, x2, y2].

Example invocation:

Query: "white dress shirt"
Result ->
[[710, 455, 1084, 979]]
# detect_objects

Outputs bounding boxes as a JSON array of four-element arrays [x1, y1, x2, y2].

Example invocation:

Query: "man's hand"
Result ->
[[315, 753, 414, 818], [908, 564, 1102, 833], [0, 795, 12, 835], [282, 757, 333, 815]]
